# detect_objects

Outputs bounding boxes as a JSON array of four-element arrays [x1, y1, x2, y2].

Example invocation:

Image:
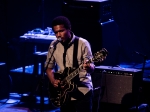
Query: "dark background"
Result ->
[[0, 0, 150, 109], [0, 0, 150, 67]]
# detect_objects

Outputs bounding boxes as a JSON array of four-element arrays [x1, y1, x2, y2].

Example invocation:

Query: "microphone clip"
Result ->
[[50, 38, 62, 49]]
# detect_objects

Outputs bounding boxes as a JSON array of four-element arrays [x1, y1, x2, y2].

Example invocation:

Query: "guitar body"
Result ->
[[48, 67, 77, 107]]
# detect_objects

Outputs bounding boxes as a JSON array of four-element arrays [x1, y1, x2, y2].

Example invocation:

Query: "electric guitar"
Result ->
[[48, 48, 108, 107]]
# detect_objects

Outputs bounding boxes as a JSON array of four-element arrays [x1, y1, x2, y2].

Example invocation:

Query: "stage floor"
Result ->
[[1, 62, 150, 112]]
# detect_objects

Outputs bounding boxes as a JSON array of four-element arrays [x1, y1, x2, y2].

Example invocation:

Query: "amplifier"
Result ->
[[92, 65, 142, 105]]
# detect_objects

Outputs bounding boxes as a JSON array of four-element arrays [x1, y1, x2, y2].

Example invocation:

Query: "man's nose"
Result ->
[[57, 32, 61, 37]]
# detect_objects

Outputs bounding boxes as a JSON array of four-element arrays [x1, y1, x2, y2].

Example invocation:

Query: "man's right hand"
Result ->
[[52, 79, 60, 87]]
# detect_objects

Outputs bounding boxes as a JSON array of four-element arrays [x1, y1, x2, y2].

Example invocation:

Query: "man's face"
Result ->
[[53, 24, 71, 42]]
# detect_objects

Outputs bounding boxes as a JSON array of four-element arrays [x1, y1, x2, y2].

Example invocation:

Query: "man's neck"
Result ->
[[63, 32, 73, 45]]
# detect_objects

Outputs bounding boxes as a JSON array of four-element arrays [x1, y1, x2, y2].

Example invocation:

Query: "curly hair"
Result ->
[[51, 16, 71, 30]]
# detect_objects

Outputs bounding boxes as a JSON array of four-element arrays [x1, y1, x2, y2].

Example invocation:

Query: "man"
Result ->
[[45, 16, 95, 112]]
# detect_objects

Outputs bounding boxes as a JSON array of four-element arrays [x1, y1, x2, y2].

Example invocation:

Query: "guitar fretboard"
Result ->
[[64, 65, 82, 82]]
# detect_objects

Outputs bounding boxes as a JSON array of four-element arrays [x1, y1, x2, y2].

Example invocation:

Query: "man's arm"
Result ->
[[82, 39, 95, 73], [83, 60, 95, 73], [46, 68, 60, 87]]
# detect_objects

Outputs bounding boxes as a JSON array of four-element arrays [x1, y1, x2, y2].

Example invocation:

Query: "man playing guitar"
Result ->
[[45, 16, 107, 112]]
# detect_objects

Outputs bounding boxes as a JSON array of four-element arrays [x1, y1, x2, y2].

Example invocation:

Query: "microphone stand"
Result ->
[[141, 55, 147, 79], [134, 51, 147, 112], [136, 54, 147, 110], [38, 46, 56, 112]]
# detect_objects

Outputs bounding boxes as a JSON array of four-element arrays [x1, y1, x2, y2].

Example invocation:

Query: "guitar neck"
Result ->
[[64, 65, 83, 82], [61, 49, 107, 83]]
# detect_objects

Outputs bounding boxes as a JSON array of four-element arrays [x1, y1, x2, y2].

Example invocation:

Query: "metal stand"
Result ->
[[36, 47, 56, 112], [134, 51, 147, 112], [96, 70, 106, 112]]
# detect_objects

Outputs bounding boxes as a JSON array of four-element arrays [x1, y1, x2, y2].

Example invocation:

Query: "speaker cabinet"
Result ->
[[62, 1, 114, 54], [100, 20, 120, 66], [62, 0, 112, 23], [92, 65, 142, 105]]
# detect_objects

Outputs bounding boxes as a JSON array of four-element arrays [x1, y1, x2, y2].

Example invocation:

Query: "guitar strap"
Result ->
[[62, 36, 79, 68], [64, 36, 85, 100], [73, 36, 79, 68], [70, 37, 86, 100]]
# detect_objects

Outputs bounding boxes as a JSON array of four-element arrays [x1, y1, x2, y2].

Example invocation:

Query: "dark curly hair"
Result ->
[[51, 16, 71, 30]]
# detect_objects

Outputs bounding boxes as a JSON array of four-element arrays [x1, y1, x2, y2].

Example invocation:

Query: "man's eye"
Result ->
[[60, 30, 64, 32]]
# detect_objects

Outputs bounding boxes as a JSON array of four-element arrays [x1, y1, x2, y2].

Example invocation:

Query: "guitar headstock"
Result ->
[[92, 48, 108, 62]]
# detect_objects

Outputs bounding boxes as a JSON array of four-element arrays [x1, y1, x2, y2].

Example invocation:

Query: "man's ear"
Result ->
[[67, 29, 71, 32]]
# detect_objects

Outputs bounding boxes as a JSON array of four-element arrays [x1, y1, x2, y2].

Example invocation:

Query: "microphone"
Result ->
[[134, 51, 140, 55], [50, 38, 62, 48], [134, 51, 147, 58]]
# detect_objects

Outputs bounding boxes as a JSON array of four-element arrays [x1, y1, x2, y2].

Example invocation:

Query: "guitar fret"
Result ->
[[65, 68, 80, 82], [64, 53, 104, 82]]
